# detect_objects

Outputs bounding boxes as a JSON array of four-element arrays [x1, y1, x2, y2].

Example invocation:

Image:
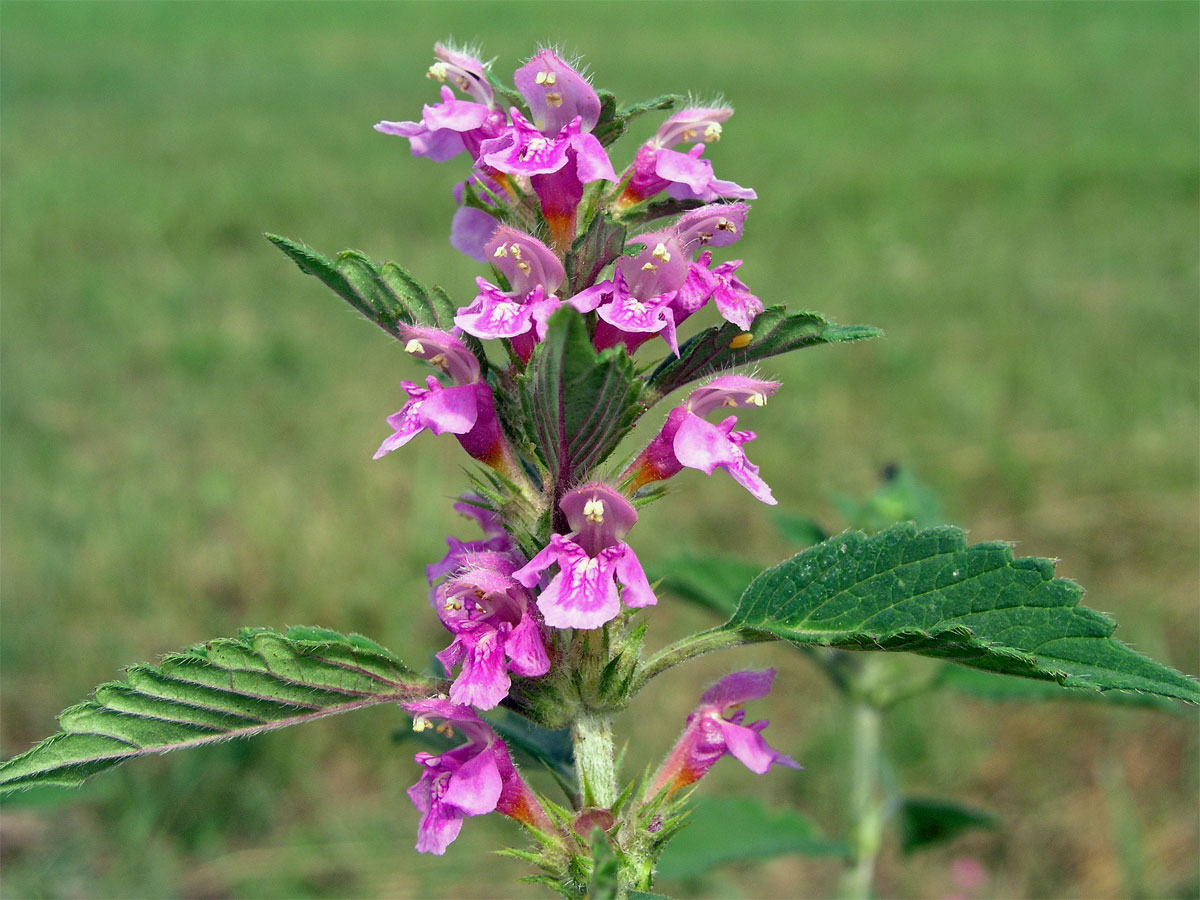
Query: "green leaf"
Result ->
[[628, 892, 672, 900], [593, 92, 683, 147], [0, 627, 441, 794], [655, 555, 761, 617], [898, 797, 998, 854], [649, 305, 883, 397], [520, 307, 646, 491], [267, 234, 456, 334], [721, 524, 1199, 703], [655, 797, 846, 880], [936, 663, 1184, 712]]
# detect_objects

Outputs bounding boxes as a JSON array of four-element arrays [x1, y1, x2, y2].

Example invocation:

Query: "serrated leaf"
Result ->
[[521, 307, 646, 493], [592, 92, 682, 148], [721, 524, 1200, 703], [267, 234, 456, 334], [655, 797, 846, 879], [898, 797, 998, 854], [655, 555, 761, 617], [0, 627, 441, 793], [649, 305, 883, 396]]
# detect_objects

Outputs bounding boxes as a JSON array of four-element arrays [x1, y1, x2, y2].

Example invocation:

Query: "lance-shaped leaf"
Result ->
[[520, 307, 647, 494], [720, 524, 1199, 704], [266, 234, 458, 334], [649, 305, 882, 397], [592, 91, 682, 147], [0, 627, 442, 793]]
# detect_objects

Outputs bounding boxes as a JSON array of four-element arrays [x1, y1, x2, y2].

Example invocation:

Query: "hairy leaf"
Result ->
[[521, 307, 646, 495], [267, 234, 456, 334], [592, 91, 681, 148], [898, 797, 998, 854], [655, 555, 761, 617], [655, 797, 846, 879], [0, 627, 441, 793], [649, 305, 883, 397], [722, 524, 1199, 703]]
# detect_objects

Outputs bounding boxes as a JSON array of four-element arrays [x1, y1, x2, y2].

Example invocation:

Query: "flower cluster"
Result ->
[[373, 44, 797, 857]]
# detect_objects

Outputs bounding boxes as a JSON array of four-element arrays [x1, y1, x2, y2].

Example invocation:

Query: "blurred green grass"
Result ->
[[1, 2, 1196, 897]]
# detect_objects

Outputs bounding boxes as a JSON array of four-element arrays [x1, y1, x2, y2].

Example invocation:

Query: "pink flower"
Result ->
[[626, 375, 780, 504], [434, 551, 550, 710], [647, 669, 799, 799], [426, 497, 514, 585], [373, 327, 505, 466], [617, 107, 756, 208], [513, 483, 655, 630], [402, 699, 554, 855]]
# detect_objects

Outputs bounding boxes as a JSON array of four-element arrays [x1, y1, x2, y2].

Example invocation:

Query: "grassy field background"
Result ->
[[2, 2, 1196, 897]]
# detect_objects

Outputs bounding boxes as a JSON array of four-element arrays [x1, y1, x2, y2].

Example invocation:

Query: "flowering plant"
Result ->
[[2, 44, 1195, 899]]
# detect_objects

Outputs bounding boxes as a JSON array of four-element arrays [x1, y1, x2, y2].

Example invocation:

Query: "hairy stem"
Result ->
[[840, 694, 885, 900], [631, 627, 774, 693], [573, 709, 617, 808]]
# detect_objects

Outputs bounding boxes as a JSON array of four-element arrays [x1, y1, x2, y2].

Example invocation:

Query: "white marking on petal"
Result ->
[[583, 498, 605, 524]]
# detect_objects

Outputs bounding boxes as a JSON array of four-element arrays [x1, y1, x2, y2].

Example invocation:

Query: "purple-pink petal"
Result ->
[[700, 667, 778, 708], [486, 227, 565, 296], [442, 745, 504, 816], [514, 49, 601, 134]]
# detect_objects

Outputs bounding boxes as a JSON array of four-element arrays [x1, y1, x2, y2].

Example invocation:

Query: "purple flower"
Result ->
[[375, 45, 505, 163], [427, 44, 495, 107], [647, 669, 799, 799], [434, 551, 551, 710], [513, 49, 602, 135], [617, 107, 756, 208], [376, 85, 505, 163], [625, 375, 780, 504], [590, 235, 689, 356], [513, 483, 655, 630], [478, 111, 616, 249], [454, 227, 566, 356], [403, 699, 555, 854], [673, 202, 750, 254], [449, 175, 506, 262], [455, 227, 605, 359], [426, 496, 515, 585], [681, 250, 763, 332], [374, 327, 508, 466]]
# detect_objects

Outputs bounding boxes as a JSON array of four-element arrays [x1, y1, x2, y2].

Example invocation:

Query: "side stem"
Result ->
[[630, 627, 774, 694]]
